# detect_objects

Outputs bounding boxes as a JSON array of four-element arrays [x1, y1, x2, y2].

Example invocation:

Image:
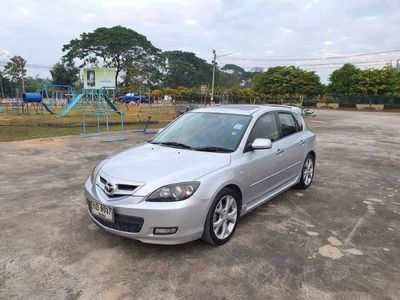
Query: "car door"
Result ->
[[276, 111, 306, 181], [240, 113, 287, 204]]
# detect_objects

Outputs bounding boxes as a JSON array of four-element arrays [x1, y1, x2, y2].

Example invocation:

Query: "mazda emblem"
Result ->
[[104, 181, 116, 195]]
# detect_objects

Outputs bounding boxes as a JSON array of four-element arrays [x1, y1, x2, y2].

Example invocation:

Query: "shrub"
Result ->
[[384, 104, 400, 109], [339, 103, 356, 108], [302, 101, 316, 107]]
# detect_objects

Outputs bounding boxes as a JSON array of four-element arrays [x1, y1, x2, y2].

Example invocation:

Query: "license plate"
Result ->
[[90, 201, 114, 223]]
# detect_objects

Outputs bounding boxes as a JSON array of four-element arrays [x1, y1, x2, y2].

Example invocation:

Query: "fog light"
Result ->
[[153, 227, 178, 235]]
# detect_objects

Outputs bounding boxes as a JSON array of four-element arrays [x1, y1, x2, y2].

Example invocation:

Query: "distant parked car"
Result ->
[[119, 93, 149, 103], [85, 105, 316, 245]]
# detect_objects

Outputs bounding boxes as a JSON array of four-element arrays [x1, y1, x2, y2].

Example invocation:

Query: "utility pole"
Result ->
[[0, 49, 8, 99], [211, 50, 216, 103], [210, 50, 240, 103], [0, 73, 4, 99]]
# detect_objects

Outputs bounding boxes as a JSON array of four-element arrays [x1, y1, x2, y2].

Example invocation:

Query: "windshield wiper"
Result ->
[[194, 146, 231, 153], [151, 141, 193, 149]]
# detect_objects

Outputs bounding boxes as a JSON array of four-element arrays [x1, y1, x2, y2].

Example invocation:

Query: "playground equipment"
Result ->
[[135, 115, 158, 134], [59, 88, 121, 117], [21, 92, 54, 114], [51, 68, 121, 117], [42, 84, 74, 111], [6, 88, 23, 114], [81, 109, 126, 142]]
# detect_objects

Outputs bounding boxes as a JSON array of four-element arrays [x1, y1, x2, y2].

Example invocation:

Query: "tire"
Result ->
[[202, 188, 241, 246], [296, 153, 315, 190]]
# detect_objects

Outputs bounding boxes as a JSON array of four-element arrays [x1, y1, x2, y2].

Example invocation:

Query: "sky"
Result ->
[[1, 0, 400, 82]]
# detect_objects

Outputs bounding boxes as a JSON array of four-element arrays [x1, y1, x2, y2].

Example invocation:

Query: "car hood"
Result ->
[[99, 143, 231, 195]]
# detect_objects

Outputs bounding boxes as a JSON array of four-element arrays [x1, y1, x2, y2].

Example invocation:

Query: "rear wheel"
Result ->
[[296, 154, 315, 189], [202, 188, 240, 246]]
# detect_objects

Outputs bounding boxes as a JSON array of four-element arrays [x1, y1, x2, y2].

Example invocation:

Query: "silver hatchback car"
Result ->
[[85, 105, 316, 245]]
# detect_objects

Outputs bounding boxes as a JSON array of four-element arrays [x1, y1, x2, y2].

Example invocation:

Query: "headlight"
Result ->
[[147, 182, 200, 202]]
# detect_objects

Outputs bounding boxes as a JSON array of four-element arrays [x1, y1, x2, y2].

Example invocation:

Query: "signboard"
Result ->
[[83, 68, 116, 89]]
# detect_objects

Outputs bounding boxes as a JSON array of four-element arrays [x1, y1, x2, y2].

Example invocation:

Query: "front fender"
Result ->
[[196, 167, 245, 215]]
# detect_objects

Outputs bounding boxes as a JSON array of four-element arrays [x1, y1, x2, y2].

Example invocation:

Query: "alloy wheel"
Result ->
[[212, 195, 238, 240], [303, 157, 314, 186]]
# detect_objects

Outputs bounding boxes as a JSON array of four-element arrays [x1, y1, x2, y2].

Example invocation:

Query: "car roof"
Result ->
[[192, 104, 299, 116]]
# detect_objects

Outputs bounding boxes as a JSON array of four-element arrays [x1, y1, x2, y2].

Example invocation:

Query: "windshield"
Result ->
[[150, 112, 252, 152]]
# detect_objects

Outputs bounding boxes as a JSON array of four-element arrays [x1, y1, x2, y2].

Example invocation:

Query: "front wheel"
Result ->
[[202, 188, 240, 246], [296, 154, 315, 189]]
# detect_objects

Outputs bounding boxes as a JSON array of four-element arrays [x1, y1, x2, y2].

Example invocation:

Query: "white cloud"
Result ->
[[0, 0, 399, 82], [184, 19, 198, 26], [279, 27, 293, 34]]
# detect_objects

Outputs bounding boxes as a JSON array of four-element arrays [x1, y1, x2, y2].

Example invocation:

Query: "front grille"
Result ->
[[118, 184, 137, 191], [99, 176, 138, 196], [90, 210, 144, 233], [106, 193, 128, 199]]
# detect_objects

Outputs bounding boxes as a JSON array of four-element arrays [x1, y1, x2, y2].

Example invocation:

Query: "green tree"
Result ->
[[162, 51, 212, 87], [50, 61, 79, 86], [252, 66, 321, 104], [221, 64, 245, 74], [3, 55, 27, 92], [62, 26, 162, 86], [328, 63, 360, 100], [354, 67, 400, 105], [24, 76, 49, 92], [219, 64, 259, 88], [0, 69, 5, 98], [122, 55, 164, 87]]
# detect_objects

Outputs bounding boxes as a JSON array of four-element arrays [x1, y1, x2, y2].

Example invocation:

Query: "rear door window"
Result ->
[[293, 113, 303, 131], [278, 113, 298, 138]]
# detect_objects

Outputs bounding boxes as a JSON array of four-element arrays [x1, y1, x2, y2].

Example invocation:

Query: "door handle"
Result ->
[[299, 139, 306, 145], [276, 148, 284, 155]]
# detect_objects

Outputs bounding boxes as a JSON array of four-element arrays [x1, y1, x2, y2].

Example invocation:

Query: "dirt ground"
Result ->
[[0, 109, 399, 299]]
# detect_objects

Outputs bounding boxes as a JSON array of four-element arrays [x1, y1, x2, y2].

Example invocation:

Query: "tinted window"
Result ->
[[278, 113, 298, 137], [293, 113, 303, 131], [249, 113, 279, 142]]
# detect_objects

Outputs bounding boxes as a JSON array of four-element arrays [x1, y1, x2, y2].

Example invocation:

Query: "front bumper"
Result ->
[[84, 179, 207, 245]]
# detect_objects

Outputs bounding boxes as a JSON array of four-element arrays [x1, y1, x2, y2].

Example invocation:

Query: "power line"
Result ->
[[1, 48, 397, 73], [262, 59, 390, 68], [219, 49, 400, 62], [301, 61, 390, 70], [0, 61, 53, 70]]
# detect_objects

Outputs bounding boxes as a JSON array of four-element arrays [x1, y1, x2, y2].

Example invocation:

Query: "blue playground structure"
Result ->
[[58, 88, 121, 117], [40, 83, 123, 117], [42, 84, 75, 111], [81, 109, 126, 142], [22, 92, 54, 114]]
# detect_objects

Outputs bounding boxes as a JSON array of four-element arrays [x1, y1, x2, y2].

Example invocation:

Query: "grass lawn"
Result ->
[[0, 104, 178, 142]]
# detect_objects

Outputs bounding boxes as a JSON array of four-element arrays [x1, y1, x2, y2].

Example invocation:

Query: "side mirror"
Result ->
[[251, 138, 272, 150], [157, 127, 165, 133]]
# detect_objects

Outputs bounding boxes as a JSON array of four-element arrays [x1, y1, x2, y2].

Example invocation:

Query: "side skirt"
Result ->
[[240, 175, 300, 216]]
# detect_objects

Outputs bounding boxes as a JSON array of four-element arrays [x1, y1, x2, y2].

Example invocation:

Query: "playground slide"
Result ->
[[59, 93, 84, 117], [41, 102, 55, 114], [103, 94, 122, 115]]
